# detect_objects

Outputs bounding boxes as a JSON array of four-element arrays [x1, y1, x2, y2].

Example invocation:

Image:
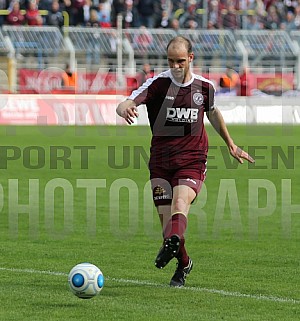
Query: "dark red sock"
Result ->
[[163, 213, 187, 239], [176, 236, 189, 268], [163, 213, 189, 268]]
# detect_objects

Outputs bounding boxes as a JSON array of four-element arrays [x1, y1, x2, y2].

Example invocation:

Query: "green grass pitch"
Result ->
[[0, 124, 299, 321]]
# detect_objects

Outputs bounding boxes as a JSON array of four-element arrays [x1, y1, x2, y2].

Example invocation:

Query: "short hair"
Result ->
[[167, 36, 193, 54]]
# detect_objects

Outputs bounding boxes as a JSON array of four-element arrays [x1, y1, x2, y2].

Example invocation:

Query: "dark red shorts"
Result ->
[[150, 163, 206, 206]]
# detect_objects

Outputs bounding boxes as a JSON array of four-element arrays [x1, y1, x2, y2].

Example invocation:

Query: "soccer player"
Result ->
[[116, 36, 254, 287]]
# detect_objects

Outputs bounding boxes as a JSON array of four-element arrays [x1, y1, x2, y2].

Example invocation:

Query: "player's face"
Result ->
[[167, 44, 194, 83]]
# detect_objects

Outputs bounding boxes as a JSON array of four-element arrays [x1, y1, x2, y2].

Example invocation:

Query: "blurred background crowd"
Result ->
[[2, 0, 300, 31]]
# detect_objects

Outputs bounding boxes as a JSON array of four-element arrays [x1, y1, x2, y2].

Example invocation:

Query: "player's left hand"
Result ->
[[229, 144, 255, 164]]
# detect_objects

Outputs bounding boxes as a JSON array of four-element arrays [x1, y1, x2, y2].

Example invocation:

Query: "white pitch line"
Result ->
[[0, 267, 299, 305], [0, 267, 67, 277]]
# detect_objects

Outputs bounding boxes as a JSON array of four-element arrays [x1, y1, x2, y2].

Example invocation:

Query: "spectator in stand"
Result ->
[[136, 62, 154, 86], [82, 0, 95, 26], [72, 0, 85, 26], [218, 0, 228, 12], [280, 10, 297, 31], [123, 0, 136, 28], [249, 0, 267, 22], [25, 0, 43, 26], [172, 0, 188, 12], [221, 3, 240, 29], [0, 0, 9, 26], [264, 0, 278, 11], [133, 25, 153, 53], [239, 67, 249, 96], [225, 0, 240, 9], [62, 63, 78, 89], [294, 5, 300, 29], [169, 17, 180, 32], [157, 10, 172, 28], [136, 0, 155, 28], [111, 0, 125, 26], [184, 18, 198, 29], [283, 0, 298, 13], [45, 0, 64, 27], [153, 0, 173, 28], [264, 5, 281, 29], [111, 0, 137, 28], [245, 14, 264, 30], [179, 0, 200, 29], [274, 1, 287, 19], [207, 0, 219, 29], [207, 20, 216, 29], [95, 0, 112, 13], [17, 0, 27, 10], [61, 0, 73, 25], [39, 0, 53, 11], [97, 1, 112, 27], [6, 1, 25, 26], [219, 65, 240, 95], [102, 0, 112, 13], [86, 8, 100, 27]]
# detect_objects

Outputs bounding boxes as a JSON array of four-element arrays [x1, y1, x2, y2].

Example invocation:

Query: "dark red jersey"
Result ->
[[128, 70, 215, 168]]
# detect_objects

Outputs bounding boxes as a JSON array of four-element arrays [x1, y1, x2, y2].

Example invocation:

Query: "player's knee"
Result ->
[[172, 197, 189, 213]]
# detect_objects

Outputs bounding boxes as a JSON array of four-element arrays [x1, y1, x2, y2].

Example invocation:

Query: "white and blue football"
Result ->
[[68, 263, 104, 299]]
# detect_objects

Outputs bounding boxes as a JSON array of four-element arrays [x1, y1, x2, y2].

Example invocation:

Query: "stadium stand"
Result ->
[[0, 29, 9, 55], [64, 26, 120, 68], [0, 30, 10, 92], [234, 30, 298, 71], [122, 28, 177, 68], [177, 29, 241, 71], [2, 25, 69, 69], [1, 25, 300, 94]]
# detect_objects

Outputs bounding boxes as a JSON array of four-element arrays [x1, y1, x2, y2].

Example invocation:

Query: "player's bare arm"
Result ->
[[206, 107, 254, 164], [116, 99, 139, 125]]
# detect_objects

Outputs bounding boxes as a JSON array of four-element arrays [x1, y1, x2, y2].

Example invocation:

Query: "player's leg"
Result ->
[[164, 184, 195, 265], [171, 184, 196, 216], [152, 163, 206, 285], [167, 184, 196, 236], [155, 203, 179, 269], [167, 185, 196, 286], [155, 185, 196, 269], [163, 184, 196, 243], [150, 175, 176, 269], [167, 169, 205, 286], [167, 167, 205, 251], [157, 204, 171, 232]]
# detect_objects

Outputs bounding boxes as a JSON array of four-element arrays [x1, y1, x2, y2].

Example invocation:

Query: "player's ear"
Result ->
[[189, 53, 194, 62]]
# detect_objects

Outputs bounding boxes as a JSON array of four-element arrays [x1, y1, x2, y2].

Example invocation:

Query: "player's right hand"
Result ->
[[123, 106, 139, 125]]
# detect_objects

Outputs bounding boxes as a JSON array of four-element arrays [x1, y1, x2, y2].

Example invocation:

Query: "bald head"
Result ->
[[167, 36, 193, 55]]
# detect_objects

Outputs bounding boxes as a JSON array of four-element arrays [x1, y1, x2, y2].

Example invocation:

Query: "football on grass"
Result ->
[[68, 263, 104, 299]]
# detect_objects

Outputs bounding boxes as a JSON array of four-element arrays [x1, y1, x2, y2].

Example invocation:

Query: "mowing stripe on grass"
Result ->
[[0, 267, 299, 305]]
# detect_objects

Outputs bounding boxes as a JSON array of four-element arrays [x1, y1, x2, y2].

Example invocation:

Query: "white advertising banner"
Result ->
[[213, 96, 300, 125], [0, 95, 299, 125], [0, 94, 126, 125]]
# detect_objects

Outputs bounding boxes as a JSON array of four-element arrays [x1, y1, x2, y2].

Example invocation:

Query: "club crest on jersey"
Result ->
[[193, 92, 204, 105]]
